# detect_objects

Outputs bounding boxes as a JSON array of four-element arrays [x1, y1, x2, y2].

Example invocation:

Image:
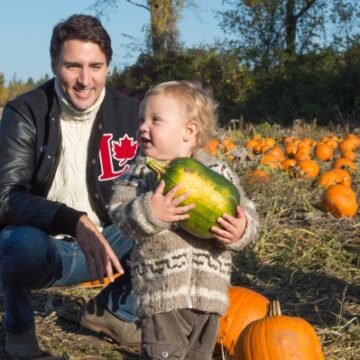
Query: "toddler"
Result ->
[[110, 80, 259, 360]]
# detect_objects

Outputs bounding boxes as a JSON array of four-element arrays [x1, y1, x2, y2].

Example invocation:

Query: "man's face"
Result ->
[[52, 39, 109, 111]]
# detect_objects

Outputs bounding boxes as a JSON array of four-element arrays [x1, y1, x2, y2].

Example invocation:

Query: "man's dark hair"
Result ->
[[50, 14, 112, 66]]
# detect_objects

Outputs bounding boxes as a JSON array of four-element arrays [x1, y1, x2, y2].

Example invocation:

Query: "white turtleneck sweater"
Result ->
[[47, 80, 105, 231]]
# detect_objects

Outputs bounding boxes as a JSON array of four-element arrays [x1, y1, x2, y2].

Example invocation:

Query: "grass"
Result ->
[[0, 119, 359, 359]]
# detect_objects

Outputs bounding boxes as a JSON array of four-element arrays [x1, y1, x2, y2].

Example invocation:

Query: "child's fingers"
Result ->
[[174, 203, 195, 214], [217, 215, 237, 232], [165, 184, 183, 199], [211, 225, 231, 238], [173, 213, 191, 221], [211, 226, 233, 245], [222, 209, 244, 224], [172, 191, 192, 206]]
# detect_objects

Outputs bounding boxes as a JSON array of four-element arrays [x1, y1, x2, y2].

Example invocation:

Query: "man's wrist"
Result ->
[[53, 205, 87, 237]]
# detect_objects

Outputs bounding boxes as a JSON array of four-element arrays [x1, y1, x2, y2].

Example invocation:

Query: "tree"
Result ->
[[219, 0, 359, 70], [0, 72, 8, 107], [91, 0, 193, 57]]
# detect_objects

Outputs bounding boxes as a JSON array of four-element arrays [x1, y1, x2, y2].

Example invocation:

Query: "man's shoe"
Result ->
[[5, 325, 64, 359], [80, 297, 141, 347], [4, 349, 64, 360]]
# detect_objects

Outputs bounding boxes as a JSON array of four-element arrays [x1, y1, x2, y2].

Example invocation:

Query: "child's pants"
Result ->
[[140, 309, 219, 360]]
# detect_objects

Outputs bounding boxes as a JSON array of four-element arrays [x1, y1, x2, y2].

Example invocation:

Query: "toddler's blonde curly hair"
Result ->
[[142, 80, 218, 148]]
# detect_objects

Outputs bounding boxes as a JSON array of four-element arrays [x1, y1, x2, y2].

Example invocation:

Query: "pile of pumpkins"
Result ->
[[216, 286, 325, 359], [243, 133, 359, 218]]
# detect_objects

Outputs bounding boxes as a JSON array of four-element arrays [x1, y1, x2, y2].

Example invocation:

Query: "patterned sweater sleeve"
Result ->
[[207, 160, 259, 252], [109, 160, 171, 240]]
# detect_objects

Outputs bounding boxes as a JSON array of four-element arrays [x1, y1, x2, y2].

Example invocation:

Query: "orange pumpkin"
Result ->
[[246, 169, 271, 183], [266, 146, 285, 161], [203, 138, 220, 155], [294, 144, 312, 161], [345, 133, 360, 147], [339, 139, 357, 154], [281, 159, 297, 174], [237, 300, 325, 360], [322, 135, 339, 150], [260, 154, 282, 169], [321, 184, 358, 218], [314, 142, 333, 161], [252, 141, 265, 154], [264, 137, 276, 147], [332, 157, 356, 172], [222, 138, 237, 152], [342, 149, 356, 161], [285, 143, 298, 158], [316, 169, 351, 189], [216, 286, 269, 356], [296, 159, 320, 179]]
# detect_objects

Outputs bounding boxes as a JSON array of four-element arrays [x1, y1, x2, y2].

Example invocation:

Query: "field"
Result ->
[[0, 120, 359, 359]]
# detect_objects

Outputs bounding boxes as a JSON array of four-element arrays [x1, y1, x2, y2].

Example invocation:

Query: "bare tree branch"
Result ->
[[125, 0, 150, 11], [295, 0, 317, 20]]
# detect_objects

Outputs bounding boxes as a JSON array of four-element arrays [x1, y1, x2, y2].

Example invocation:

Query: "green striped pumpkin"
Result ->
[[145, 157, 240, 239]]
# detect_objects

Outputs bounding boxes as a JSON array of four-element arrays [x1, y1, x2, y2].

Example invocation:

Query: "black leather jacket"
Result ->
[[0, 79, 140, 237]]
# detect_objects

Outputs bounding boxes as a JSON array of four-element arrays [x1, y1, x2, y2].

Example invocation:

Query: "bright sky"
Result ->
[[0, 0, 227, 84]]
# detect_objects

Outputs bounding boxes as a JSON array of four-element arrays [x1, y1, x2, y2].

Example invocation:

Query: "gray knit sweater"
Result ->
[[109, 149, 259, 318]]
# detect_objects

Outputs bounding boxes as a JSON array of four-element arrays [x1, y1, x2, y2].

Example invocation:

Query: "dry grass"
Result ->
[[0, 119, 359, 359]]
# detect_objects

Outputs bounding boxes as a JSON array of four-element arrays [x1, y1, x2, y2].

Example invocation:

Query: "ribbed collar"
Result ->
[[54, 78, 105, 121]]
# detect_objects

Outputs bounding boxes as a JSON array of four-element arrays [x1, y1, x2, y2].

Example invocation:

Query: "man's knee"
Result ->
[[0, 226, 60, 287], [1, 226, 49, 260]]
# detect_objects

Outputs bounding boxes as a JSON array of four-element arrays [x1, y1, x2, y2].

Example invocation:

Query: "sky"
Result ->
[[0, 0, 227, 84]]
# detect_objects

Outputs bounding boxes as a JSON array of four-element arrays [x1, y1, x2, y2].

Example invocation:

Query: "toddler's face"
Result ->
[[137, 93, 195, 161]]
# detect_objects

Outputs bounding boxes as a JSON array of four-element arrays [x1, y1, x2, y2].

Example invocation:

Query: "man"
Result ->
[[0, 14, 140, 359]]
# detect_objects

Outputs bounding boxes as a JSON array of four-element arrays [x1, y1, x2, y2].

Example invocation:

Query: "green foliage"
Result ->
[[108, 46, 253, 124], [0, 72, 8, 107], [109, 42, 359, 126], [0, 73, 50, 107], [240, 44, 360, 125], [219, 0, 359, 70]]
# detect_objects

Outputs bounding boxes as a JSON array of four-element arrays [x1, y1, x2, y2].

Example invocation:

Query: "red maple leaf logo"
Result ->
[[112, 135, 138, 166]]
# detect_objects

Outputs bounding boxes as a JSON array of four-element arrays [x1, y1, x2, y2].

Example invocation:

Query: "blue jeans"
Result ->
[[0, 224, 136, 333]]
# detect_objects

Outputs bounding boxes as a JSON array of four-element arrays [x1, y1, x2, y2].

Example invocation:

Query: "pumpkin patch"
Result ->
[[200, 126, 360, 359]]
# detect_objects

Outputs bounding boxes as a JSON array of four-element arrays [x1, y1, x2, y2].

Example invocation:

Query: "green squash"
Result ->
[[145, 157, 240, 239]]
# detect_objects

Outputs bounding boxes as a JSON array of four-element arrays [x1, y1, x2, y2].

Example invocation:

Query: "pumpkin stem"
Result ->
[[145, 157, 168, 181], [267, 300, 282, 317]]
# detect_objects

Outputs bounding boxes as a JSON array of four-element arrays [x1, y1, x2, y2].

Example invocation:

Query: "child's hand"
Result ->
[[151, 180, 195, 223], [211, 206, 247, 245]]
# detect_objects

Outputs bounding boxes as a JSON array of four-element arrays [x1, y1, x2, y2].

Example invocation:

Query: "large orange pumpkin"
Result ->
[[314, 142, 333, 161], [237, 300, 325, 360], [316, 169, 351, 189], [321, 184, 358, 218], [216, 286, 269, 356], [296, 159, 320, 178]]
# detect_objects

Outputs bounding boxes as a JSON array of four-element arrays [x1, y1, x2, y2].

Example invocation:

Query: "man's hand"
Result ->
[[76, 215, 123, 283]]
